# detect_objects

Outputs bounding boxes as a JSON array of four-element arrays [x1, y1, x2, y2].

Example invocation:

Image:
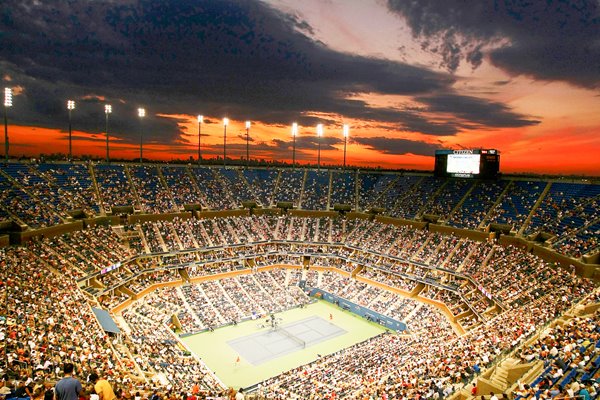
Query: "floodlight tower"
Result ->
[[104, 104, 112, 162], [67, 100, 75, 160], [343, 124, 349, 169], [197, 115, 203, 164], [4, 88, 12, 161], [223, 117, 229, 166], [316, 123, 323, 170], [245, 120, 251, 168], [138, 107, 145, 163], [292, 122, 298, 168]]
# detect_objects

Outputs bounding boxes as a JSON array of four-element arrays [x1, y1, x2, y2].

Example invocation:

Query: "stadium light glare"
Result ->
[[67, 100, 75, 160], [197, 115, 203, 164], [245, 120, 251, 168], [223, 117, 229, 166], [4, 87, 12, 161], [138, 107, 145, 163], [292, 122, 298, 168], [4, 88, 12, 108], [104, 104, 112, 162]]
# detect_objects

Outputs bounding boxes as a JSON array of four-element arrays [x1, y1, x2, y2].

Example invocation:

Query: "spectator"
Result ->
[[88, 373, 116, 400], [54, 364, 82, 400], [471, 383, 477, 396], [234, 387, 244, 400]]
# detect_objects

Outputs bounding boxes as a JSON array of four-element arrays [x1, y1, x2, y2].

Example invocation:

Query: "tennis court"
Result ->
[[180, 300, 387, 388], [227, 315, 347, 365]]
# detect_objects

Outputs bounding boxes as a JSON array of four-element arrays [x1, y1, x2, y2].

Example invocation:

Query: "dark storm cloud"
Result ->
[[237, 133, 255, 142], [352, 137, 440, 156], [415, 93, 540, 128], [272, 135, 342, 151], [0, 62, 184, 143], [395, 111, 460, 136], [196, 138, 326, 161], [387, 0, 600, 88], [0, 0, 537, 149]]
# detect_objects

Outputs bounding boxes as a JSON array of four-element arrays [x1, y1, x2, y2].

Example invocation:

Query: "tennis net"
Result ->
[[276, 327, 306, 348]]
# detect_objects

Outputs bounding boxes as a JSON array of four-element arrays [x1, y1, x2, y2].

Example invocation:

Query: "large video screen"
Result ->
[[446, 154, 481, 174]]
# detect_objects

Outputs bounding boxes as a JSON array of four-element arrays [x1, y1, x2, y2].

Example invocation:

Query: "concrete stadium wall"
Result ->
[[584, 253, 600, 266], [128, 212, 193, 224], [498, 235, 599, 279], [196, 209, 249, 219], [375, 215, 427, 229], [5, 207, 598, 281], [289, 209, 338, 218], [429, 223, 492, 242], [252, 208, 281, 216], [189, 267, 253, 284], [15, 221, 84, 244], [84, 216, 120, 227], [347, 212, 372, 220]]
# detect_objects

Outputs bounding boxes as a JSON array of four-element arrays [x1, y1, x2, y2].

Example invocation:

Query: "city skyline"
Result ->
[[1, 0, 599, 175]]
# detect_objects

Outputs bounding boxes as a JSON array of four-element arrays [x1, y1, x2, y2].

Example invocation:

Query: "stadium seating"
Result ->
[[0, 161, 599, 400]]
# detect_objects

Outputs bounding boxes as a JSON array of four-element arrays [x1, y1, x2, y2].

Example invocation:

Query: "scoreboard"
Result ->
[[434, 149, 500, 179]]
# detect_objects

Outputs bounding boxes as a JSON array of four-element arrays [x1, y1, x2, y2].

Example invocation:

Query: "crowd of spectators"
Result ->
[[37, 163, 101, 215], [369, 175, 421, 215], [514, 315, 600, 397], [159, 165, 207, 208], [12, 214, 591, 336], [190, 168, 236, 210], [486, 180, 545, 231], [553, 221, 600, 258], [94, 165, 138, 213], [259, 279, 594, 399], [129, 165, 177, 214], [419, 178, 473, 220], [527, 183, 600, 239], [218, 168, 258, 204], [1, 246, 136, 399], [329, 171, 355, 207], [449, 180, 508, 230], [357, 172, 397, 211], [273, 169, 303, 206], [121, 298, 222, 393], [1, 218, 597, 399], [0, 174, 64, 228], [1, 162, 598, 260], [242, 169, 279, 207], [3, 161, 600, 399]]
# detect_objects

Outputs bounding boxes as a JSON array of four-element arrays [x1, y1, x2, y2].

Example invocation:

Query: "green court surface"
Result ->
[[180, 300, 388, 388]]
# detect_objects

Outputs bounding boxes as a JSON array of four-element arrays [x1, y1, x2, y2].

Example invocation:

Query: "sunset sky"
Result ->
[[1, 0, 599, 174]]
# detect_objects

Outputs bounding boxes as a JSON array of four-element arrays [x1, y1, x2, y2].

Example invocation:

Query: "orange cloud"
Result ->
[[4, 118, 599, 175]]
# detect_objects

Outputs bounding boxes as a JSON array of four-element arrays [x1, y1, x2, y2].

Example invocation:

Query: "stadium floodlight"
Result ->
[[197, 115, 203, 164], [223, 117, 229, 167], [138, 107, 145, 163], [104, 104, 112, 162], [3, 88, 11, 108], [67, 100, 75, 160], [245, 120, 251, 168], [4, 88, 12, 161], [343, 124, 349, 169], [292, 122, 298, 168], [316, 124, 323, 170]]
